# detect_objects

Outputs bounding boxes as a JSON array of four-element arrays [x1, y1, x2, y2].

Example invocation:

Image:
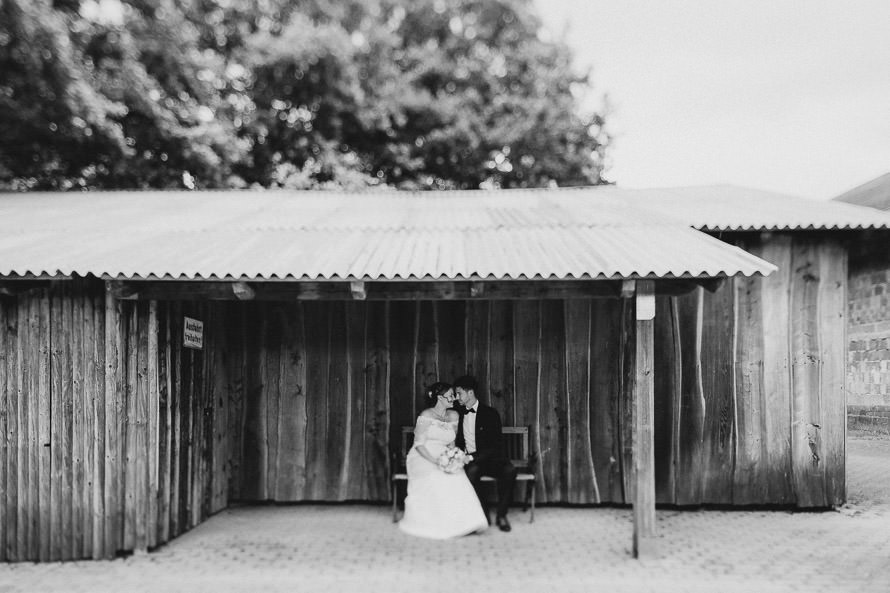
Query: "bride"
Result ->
[[398, 382, 489, 539]]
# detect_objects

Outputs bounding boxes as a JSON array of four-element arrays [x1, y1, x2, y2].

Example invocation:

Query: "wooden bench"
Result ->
[[391, 426, 537, 523]]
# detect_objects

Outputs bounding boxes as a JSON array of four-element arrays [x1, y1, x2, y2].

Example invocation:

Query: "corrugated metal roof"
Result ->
[[0, 187, 787, 281], [833, 172, 890, 211], [617, 184, 890, 231]]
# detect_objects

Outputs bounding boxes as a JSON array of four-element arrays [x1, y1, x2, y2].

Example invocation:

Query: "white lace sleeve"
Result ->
[[412, 416, 431, 449]]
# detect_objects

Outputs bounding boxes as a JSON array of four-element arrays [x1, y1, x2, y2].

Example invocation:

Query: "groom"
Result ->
[[453, 375, 518, 532]]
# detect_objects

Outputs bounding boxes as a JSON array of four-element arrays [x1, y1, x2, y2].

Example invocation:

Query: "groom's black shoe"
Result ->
[[495, 515, 511, 532]]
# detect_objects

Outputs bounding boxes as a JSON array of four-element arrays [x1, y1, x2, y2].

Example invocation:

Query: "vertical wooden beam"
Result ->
[[50, 288, 64, 561], [37, 290, 51, 561], [147, 301, 159, 549], [326, 303, 349, 501], [818, 242, 846, 505], [363, 301, 389, 500], [134, 303, 149, 551], [539, 301, 567, 501], [72, 287, 85, 559], [158, 304, 172, 544], [104, 288, 122, 558], [488, 301, 513, 426], [170, 302, 182, 537], [123, 304, 138, 551], [14, 298, 27, 560], [633, 280, 657, 558], [0, 301, 7, 562], [211, 305, 229, 511], [342, 302, 366, 500], [759, 237, 793, 504], [5, 298, 19, 561], [565, 299, 599, 504], [590, 299, 623, 503], [61, 286, 74, 560], [90, 291, 105, 559], [264, 307, 281, 501]]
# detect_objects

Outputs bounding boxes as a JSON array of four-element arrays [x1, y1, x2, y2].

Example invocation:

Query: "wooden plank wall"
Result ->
[[0, 232, 848, 561], [226, 235, 846, 509], [153, 302, 229, 546], [659, 235, 846, 507], [0, 281, 228, 562]]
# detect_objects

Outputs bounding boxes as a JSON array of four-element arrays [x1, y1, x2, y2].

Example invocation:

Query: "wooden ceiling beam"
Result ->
[[103, 277, 718, 301]]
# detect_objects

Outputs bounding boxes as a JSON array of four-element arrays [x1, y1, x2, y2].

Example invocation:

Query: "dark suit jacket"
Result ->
[[457, 403, 507, 466]]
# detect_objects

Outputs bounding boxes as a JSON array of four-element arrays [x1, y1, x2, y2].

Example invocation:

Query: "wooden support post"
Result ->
[[231, 282, 255, 301], [350, 281, 366, 301], [633, 279, 657, 558], [621, 279, 636, 299]]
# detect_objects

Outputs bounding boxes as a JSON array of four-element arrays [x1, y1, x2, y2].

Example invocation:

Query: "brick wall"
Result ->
[[847, 233, 890, 415], [848, 267, 890, 405]]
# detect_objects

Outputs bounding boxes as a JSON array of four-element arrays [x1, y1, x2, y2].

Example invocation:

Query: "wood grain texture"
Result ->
[[589, 300, 622, 503], [123, 303, 138, 551], [758, 237, 794, 504], [386, 302, 416, 461], [363, 302, 389, 500], [211, 308, 228, 512], [464, 301, 489, 399], [617, 299, 635, 503], [275, 304, 306, 500], [732, 272, 767, 505], [156, 305, 171, 545], [539, 300, 567, 502], [15, 298, 27, 559], [37, 291, 50, 560], [90, 292, 105, 558], [633, 281, 656, 558], [673, 290, 705, 505], [436, 301, 466, 383], [699, 280, 736, 504], [72, 287, 85, 559], [818, 241, 846, 505], [326, 302, 349, 500], [653, 297, 680, 503], [511, 301, 540, 492], [0, 301, 7, 562], [790, 241, 828, 507], [487, 301, 513, 424], [342, 303, 366, 500], [414, 302, 437, 414], [135, 303, 150, 551], [4, 298, 17, 560], [147, 302, 159, 547], [169, 302, 183, 537], [264, 306, 282, 502], [564, 300, 598, 503], [49, 288, 62, 560], [224, 304, 246, 502], [302, 302, 330, 500]]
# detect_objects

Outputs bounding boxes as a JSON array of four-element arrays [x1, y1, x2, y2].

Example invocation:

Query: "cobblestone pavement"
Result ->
[[3, 436, 889, 593]]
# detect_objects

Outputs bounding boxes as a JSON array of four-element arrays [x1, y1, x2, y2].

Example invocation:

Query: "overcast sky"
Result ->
[[533, 0, 890, 200]]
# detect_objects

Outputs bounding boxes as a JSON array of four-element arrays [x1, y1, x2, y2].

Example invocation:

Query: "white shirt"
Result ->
[[462, 401, 478, 454]]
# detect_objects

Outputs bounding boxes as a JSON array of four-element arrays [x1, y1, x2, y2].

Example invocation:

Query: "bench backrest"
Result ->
[[394, 425, 533, 471]]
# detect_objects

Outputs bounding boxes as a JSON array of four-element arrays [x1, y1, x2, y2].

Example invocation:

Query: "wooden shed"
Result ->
[[1, 186, 887, 562]]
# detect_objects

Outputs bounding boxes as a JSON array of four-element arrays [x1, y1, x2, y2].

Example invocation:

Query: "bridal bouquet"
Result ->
[[436, 445, 469, 473]]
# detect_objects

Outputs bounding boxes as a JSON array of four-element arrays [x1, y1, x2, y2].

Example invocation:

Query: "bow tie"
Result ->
[[463, 408, 476, 414]]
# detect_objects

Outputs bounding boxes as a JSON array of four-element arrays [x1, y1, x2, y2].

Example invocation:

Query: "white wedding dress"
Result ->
[[398, 415, 489, 539]]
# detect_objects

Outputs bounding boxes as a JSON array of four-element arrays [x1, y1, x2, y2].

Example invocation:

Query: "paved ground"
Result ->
[[3, 435, 889, 593]]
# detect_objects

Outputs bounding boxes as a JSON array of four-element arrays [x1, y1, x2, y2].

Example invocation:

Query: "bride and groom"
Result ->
[[398, 375, 519, 539]]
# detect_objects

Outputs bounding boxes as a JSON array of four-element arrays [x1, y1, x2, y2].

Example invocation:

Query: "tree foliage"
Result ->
[[0, 0, 609, 191]]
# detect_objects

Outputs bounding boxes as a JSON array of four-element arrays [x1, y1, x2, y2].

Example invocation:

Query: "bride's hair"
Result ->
[[424, 381, 452, 406]]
